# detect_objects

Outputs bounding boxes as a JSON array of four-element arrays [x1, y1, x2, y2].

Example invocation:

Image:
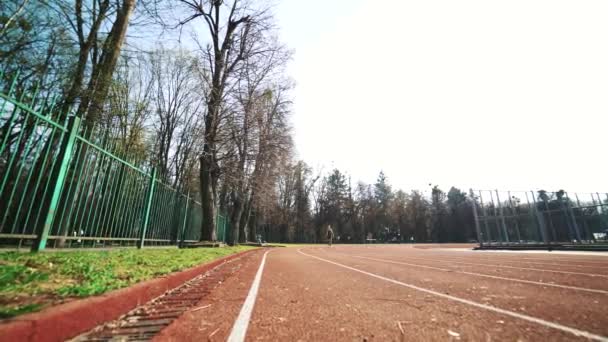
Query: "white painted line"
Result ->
[[298, 249, 608, 342], [351, 255, 608, 295], [421, 253, 608, 270], [471, 250, 608, 257], [513, 257, 608, 266], [394, 255, 608, 278], [227, 250, 269, 342], [475, 259, 608, 270]]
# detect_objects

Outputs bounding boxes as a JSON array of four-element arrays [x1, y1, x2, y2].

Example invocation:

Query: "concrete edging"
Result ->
[[0, 248, 260, 342]]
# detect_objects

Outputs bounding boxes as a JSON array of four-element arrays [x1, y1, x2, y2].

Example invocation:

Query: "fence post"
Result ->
[[565, 192, 582, 243], [478, 191, 492, 244], [138, 168, 156, 249], [530, 191, 549, 245], [495, 190, 510, 243], [179, 192, 190, 248], [32, 116, 81, 252], [469, 189, 484, 247], [223, 214, 227, 243], [507, 191, 522, 242], [216, 213, 222, 243]]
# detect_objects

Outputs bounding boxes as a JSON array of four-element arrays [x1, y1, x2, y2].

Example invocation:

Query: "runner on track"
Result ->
[[327, 225, 334, 246]]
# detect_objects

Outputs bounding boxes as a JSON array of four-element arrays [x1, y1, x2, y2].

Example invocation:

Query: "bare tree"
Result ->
[[222, 36, 290, 244], [107, 53, 154, 162], [176, 0, 273, 241], [149, 48, 204, 188]]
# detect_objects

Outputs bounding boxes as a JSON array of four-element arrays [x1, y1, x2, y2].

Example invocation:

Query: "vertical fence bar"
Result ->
[[574, 193, 592, 242], [470, 189, 483, 246], [32, 117, 80, 252], [530, 191, 549, 245], [179, 192, 190, 248], [5, 126, 51, 233], [557, 192, 575, 243], [138, 168, 157, 249], [507, 192, 522, 242], [598, 192, 607, 216], [489, 191, 503, 244], [478, 191, 492, 244], [22, 127, 58, 233], [0, 72, 21, 156], [542, 194, 557, 242], [126, 172, 143, 240], [523, 191, 537, 242], [223, 214, 227, 243], [565, 192, 582, 243], [495, 190, 510, 243]]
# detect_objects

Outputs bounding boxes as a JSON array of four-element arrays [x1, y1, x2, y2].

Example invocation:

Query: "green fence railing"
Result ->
[[0, 72, 225, 251]]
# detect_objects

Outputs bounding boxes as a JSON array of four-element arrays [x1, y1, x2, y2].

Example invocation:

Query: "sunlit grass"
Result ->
[[0, 246, 256, 319]]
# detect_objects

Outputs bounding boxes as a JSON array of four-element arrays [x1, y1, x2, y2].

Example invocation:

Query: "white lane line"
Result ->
[[360, 247, 608, 268], [418, 253, 608, 270], [227, 250, 269, 342], [351, 255, 608, 295], [298, 249, 608, 342], [388, 254, 608, 278], [345, 246, 608, 274], [424, 250, 608, 265], [514, 258, 608, 267], [470, 250, 608, 257]]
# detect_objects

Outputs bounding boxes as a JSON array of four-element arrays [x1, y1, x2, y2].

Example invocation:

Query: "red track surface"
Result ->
[[162, 245, 608, 341]]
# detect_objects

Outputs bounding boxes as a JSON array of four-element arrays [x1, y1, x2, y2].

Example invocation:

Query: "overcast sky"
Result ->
[[273, 0, 608, 194]]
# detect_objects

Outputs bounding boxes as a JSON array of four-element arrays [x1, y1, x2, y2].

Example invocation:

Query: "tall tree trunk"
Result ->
[[79, 0, 136, 129], [239, 190, 253, 242], [199, 151, 217, 241], [229, 193, 245, 245], [247, 211, 256, 242]]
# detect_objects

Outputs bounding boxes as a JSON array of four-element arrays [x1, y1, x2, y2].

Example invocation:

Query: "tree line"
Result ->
[[263, 167, 478, 244]]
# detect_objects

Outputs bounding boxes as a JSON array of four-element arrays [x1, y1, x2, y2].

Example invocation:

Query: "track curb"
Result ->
[[0, 248, 260, 342]]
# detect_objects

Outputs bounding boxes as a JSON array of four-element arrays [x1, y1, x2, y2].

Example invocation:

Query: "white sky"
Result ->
[[274, 0, 608, 193]]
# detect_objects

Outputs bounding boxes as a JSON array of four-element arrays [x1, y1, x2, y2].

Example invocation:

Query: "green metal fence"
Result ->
[[0, 72, 225, 251]]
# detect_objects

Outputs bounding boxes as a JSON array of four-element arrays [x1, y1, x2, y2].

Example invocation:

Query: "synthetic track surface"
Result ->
[[166, 245, 608, 341]]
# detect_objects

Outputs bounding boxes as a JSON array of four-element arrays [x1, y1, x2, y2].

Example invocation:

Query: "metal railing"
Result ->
[[0, 72, 226, 251], [471, 189, 608, 246]]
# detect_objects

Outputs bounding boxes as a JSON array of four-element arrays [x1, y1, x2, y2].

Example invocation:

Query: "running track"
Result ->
[[155, 245, 608, 341]]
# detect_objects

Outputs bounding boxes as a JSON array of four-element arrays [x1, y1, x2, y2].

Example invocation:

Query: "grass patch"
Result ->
[[0, 246, 255, 319], [0, 304, 42, 319], [0, 303, 43, 319]]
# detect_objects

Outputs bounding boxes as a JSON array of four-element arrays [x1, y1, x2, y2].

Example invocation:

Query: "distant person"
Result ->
[[327, 225, 334, 246]]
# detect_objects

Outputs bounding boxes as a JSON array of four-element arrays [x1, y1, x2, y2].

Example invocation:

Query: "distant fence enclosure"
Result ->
[[472, 190, 608, 246], [0, 72, 225, 250]]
